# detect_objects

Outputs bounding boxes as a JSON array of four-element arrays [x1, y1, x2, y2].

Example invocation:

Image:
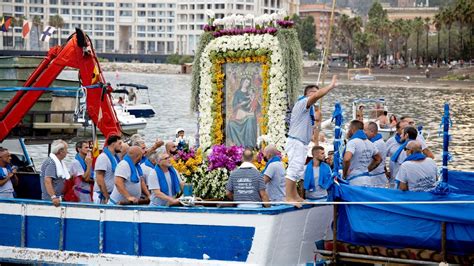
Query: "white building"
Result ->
[[0, 0, 299, 55]]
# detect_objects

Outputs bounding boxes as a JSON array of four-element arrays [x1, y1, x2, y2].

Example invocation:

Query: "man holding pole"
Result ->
[[285, 75, 337, 206]]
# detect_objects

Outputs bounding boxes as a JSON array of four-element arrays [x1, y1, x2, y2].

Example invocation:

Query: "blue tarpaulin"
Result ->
[[333, 184, 474, 255], [448, 171, 474, 195]]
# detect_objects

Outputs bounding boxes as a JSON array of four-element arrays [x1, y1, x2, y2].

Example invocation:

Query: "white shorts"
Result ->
[[284, 138, 308, 182]]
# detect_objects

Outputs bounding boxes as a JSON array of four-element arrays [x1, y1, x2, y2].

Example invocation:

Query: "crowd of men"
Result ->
[[0, 75, 439, 207]]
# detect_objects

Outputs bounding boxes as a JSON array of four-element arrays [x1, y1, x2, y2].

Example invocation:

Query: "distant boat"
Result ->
[[112, 83, 156, 118], [348, 98, 395, 140], [77, 102, 147, 135]]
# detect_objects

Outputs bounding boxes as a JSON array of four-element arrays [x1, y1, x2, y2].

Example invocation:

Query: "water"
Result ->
[[28, 71, 473, 171]]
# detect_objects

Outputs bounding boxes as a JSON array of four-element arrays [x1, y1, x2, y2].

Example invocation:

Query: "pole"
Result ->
[[332, 102, 343, 175], [318, 0, 337, 109], [441, 103, 450, 182]]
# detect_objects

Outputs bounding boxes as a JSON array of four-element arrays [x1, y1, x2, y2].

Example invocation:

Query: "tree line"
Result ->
[[293, 0, 472, 66]]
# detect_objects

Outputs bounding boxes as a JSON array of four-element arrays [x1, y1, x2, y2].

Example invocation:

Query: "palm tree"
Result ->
[[391, 19, 404, 61], [434, 13, 442, 66], [49, 14, 65, 46], [412, 17, 424, 65], [424, 17, 430, 63], [455, 0, 469, 59], [441, 7, 455, 62], [32, 15, 42, 50], [400, 19, 412, 66]]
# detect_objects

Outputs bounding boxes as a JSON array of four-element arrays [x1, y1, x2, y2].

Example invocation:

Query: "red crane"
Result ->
[[0, 28, 122, 141]]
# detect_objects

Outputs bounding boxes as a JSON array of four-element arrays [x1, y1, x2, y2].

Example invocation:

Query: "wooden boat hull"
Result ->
[[0, 199, 332, 265]]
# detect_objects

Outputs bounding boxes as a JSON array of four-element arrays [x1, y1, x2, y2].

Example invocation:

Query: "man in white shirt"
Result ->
[[343, 120, 382, 187], [396, 141, 437, 192], [108, 146, 145, 205], [148, 152, 184, 206], [364, 122, 388, 187], [285, 76, 337, 206], [0, 147, 18, 198]]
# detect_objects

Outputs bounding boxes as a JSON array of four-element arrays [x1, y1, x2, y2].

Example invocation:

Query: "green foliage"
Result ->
[[292, 14, 316, 54], [191, 32, 214, 112], [277, 28, 303, 107]]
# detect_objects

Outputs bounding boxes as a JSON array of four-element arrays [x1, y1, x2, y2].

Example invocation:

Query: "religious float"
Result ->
[[0, 14, 335, 265]]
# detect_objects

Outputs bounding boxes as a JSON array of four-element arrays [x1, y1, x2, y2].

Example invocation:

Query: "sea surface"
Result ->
[[27, 71, 474, 171]]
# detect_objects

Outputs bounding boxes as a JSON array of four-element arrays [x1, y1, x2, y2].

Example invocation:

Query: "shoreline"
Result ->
[[99, 62, 473, 90]]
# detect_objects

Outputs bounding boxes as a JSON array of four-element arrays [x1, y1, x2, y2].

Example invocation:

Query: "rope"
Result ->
[[183, 199, 474, 206]]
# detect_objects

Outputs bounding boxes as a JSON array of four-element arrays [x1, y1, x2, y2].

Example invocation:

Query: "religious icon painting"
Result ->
[[224, 63, 263, 148]]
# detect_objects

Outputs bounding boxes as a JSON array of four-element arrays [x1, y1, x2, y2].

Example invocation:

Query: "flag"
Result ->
[[1, 16, 12, 32], [39, 26, 56, 42], [22, 20, 31, 38]]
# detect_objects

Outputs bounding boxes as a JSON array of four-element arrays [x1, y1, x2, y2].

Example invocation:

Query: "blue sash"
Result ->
[[103, 148, 120, 172], [140, 157, 147, 165], [350, 129, 368, 140], [144, 159, 155, 169], [261, 156, 281, 175], [390, 136, 417, 163], [75, 153, 95, 179], [303, 161, 332, 191], [370, 133, 383, 143], [123, 155, 140, 183], [394, 133, 403, 144], [0, 165, 12, 179], [298, 96, 315, 126], [154, 166, 181, 196], [404, 152, 426, 162]]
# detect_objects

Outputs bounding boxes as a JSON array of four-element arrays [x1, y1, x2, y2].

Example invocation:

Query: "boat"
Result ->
[[112, 83, 156, 118], [315, 102, 474, 265], [0, 198, 332, 265], [348, 98, 396, 140], [77, 101, 147, 135]]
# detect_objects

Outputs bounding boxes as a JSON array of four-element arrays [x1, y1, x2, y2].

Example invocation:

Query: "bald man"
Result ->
[[364, 122, 388, 187], [396, 141, 437, 192], [262, 145, 286, 202], [108, 146, 144, 204], [165, 141, 178, 157]]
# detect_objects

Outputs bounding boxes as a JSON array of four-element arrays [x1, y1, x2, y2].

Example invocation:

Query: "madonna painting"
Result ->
[[225, 63, 262, 148]]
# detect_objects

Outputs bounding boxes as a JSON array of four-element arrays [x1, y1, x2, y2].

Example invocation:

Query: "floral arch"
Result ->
[[191, 13, 304, 151]]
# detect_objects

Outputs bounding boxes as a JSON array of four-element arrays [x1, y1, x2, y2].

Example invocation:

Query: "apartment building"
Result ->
[[1, 0, 299, 55], [299, 3, 354, 50]]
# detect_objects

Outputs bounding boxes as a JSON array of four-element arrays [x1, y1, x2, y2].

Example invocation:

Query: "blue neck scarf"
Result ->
[[370, 133, 383, 143], [350, 129, 368, 140], [0, 165, 12, 179], [298, 96, 315, 126], [154, 165, 180, 196], [391, 137, 416, 162], [404, 152, 426, 162], [140, 156, 147, 165], [123, 155, 140, 183], [303, 161, 332, 191], [261, 156, 281, 175], [75, 153, 95, 179], [144, 158, 155, 169], [103, 148, 120, 172], [394, 133, 403, 144]]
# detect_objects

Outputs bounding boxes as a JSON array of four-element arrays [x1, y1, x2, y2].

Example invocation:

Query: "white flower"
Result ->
[[205, 10, 216, 18], [213, 18, 223, 26]]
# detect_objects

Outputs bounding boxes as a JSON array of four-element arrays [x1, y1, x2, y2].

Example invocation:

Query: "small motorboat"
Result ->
[[77, 102, 147, 135], [113, 83, 156, 118], [348, 98, 395, 140]]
